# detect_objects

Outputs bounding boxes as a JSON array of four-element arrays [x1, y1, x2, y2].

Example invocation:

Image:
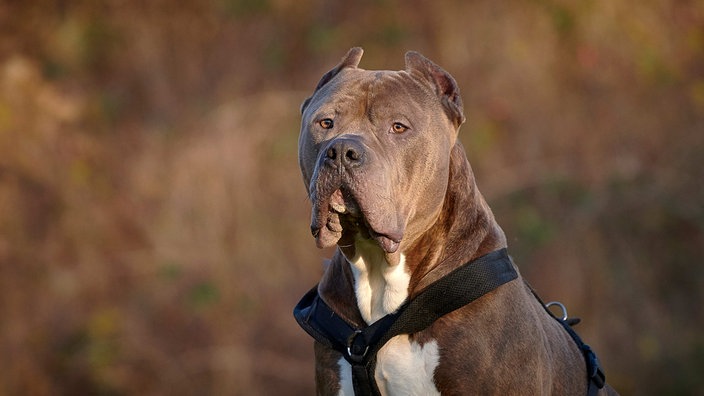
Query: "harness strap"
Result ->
[[294, 248, 517, 395], [530, 287, 607, 395], [294, 248, 609, 395]]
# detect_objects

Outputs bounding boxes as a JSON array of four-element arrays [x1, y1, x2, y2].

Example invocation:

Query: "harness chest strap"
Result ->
[[294, 249, 517, 394], [293, 248, 606, 395]]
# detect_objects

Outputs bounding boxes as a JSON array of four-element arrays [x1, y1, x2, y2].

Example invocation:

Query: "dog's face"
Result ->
[[298, 48, 464, 261]]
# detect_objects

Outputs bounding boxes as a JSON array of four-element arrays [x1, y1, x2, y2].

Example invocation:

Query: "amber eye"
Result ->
[[319, 118, 334, 129], [391, 122, 409, 134]]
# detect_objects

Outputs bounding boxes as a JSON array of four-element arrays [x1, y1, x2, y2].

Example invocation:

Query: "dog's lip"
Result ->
[[329, 188, 362, 216], [311, 188, 402, 253], [368, 228, 401, 253], [311, 220, 400, 254], [344, 215, 402, 254]]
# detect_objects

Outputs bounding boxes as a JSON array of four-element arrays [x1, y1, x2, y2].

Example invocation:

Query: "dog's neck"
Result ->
[[406, 143, 507, 293], [318, 142, 507, 325]]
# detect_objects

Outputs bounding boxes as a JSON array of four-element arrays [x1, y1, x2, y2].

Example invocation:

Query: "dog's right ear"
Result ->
[[301, 47, 364, 114]]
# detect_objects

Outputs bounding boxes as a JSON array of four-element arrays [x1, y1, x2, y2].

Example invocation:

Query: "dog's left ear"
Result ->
[[301, 47, 364, 114], [405, 51, 465, 127]]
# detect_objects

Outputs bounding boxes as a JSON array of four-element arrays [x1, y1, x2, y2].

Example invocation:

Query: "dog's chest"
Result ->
[[337, 335, 441, 396], [337, 250, 441, 395]]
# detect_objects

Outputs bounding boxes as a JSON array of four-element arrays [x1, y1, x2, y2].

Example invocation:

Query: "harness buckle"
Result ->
[[346, 330, 370, 364]]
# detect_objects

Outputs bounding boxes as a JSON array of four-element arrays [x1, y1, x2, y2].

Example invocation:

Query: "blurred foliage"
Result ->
[[0, 1, 703, 395]]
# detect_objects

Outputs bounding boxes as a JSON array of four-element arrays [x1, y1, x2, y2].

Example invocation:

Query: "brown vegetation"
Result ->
[[1, 1, 702, 395]]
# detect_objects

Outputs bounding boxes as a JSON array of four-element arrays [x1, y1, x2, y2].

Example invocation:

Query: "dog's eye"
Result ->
[[319, 118, 334, 129], [391, 122, 409, 134]]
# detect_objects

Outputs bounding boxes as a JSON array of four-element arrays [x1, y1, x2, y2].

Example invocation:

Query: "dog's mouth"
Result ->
[[310, 187, 401, 254]]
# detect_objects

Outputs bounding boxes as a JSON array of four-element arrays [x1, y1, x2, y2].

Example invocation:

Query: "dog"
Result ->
[[294, 47, 618, 395]]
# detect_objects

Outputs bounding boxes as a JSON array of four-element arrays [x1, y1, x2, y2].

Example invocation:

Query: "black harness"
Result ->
[[293, 248, 606, 395]]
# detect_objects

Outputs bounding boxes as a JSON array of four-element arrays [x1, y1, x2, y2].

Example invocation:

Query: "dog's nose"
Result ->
[[325, 138, 365, 169]]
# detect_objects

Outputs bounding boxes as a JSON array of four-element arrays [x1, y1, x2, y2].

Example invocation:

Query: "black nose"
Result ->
[[325, 137, 365, 169]]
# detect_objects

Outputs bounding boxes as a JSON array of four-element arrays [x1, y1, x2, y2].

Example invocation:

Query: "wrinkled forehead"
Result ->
[[303, 68, 436, 121]]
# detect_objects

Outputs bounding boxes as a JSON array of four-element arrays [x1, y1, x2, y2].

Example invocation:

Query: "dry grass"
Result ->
[[1, 1, 703, 395]]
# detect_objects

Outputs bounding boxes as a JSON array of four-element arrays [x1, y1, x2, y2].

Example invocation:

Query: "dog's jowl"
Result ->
[[294, 48, 618, 396]]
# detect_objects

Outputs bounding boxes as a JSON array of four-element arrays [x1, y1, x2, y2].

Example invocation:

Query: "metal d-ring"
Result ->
[[546, 301, 569, 321], [346, 329, 369, 363]]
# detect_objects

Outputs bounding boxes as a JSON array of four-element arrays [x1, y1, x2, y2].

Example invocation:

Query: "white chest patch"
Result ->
[[337, 242, 440, 395], [337, 335, 441, 396], [348, 243, 411, 324]]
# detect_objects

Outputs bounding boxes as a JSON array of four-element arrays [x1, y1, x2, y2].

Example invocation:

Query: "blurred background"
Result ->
[[1, 1, 702, 395]]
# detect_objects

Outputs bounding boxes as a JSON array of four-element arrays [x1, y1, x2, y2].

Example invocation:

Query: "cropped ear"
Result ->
[[405, 51, 465, 127], [301, 47, 364, 113]]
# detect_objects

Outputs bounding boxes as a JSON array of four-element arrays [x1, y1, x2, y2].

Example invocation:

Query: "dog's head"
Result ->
[[298, 48, 465, 262]]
